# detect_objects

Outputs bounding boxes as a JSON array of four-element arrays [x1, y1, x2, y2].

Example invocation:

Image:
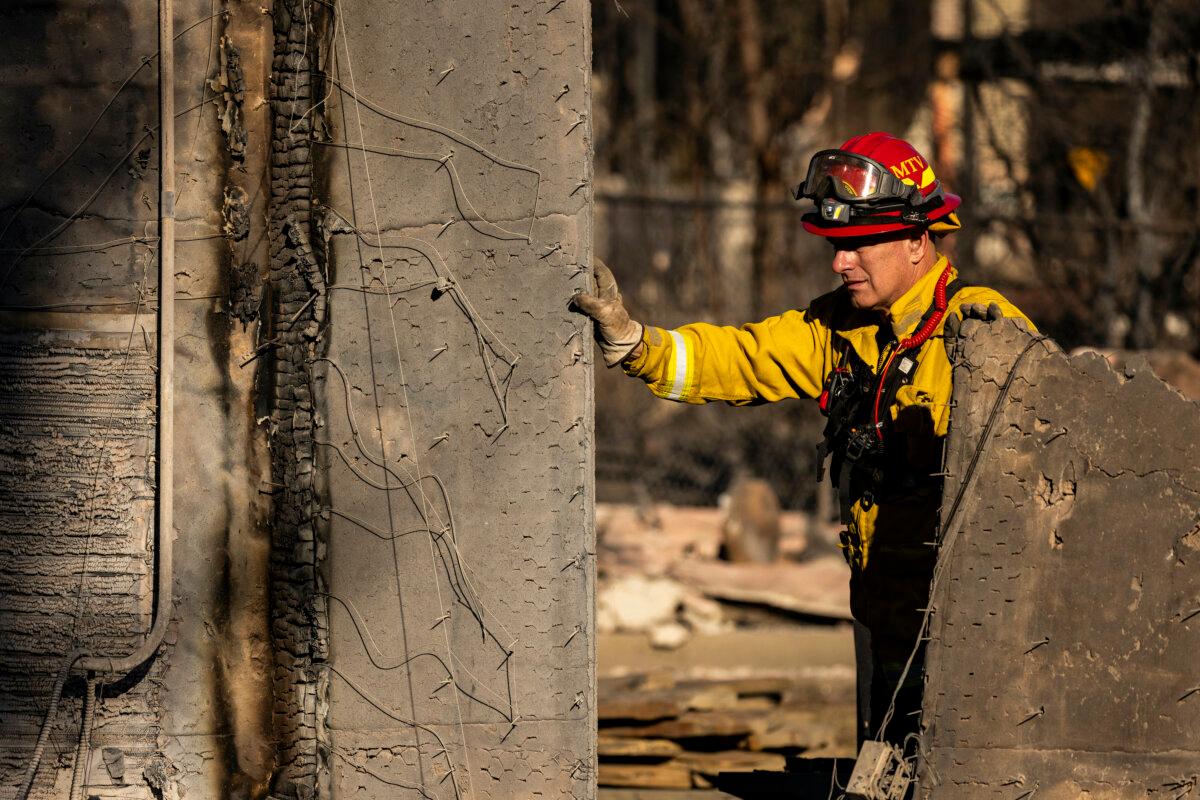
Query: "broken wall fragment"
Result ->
[[917, 319, 1200, 796]]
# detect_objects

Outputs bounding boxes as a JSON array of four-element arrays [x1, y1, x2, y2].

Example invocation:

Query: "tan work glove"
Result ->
[[570, 259, 644, 367], [945, 302, 1029, 338]]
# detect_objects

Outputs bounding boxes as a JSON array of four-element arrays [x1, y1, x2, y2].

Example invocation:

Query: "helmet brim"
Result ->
[[802, 193, 961, 238]]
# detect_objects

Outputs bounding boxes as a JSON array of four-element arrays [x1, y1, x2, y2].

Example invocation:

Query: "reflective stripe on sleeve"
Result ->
[[666, 330, 690, 400]]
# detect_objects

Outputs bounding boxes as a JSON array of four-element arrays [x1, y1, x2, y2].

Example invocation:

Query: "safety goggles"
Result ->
[[793, 150, 925, 207]]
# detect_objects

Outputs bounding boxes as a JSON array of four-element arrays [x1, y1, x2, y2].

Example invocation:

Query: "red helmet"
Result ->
[[796, 132, 961, 238]]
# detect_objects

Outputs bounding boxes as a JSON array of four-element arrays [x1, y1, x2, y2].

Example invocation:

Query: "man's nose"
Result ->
[[831, 249, 855, 274]]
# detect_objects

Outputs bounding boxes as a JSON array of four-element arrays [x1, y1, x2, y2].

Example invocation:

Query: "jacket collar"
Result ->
[[834, 254, 955, 369], [888, 254, 954, 341]]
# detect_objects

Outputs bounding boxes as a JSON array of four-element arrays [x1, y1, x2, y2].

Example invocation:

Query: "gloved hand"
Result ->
[[962, 302, 1005, 322], [945, 302, 1026, 338], [570, 259, 644, 367]]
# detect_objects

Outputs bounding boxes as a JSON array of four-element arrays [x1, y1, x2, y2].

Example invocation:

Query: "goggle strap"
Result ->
[[796, 149, 944, 209]]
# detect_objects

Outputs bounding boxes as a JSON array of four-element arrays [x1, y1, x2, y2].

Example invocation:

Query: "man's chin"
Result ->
[[846, 291, 874, 310], [847, 293, 889, 313]]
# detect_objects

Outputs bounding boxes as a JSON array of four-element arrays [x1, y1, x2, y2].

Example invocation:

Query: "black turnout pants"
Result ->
[[854, 620, 925, 750]]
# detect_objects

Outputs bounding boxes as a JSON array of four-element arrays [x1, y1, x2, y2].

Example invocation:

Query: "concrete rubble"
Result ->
[[918, 318, 1200, 796]]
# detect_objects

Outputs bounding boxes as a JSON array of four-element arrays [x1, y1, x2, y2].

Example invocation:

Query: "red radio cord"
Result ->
[[871, 265, 953, 439]]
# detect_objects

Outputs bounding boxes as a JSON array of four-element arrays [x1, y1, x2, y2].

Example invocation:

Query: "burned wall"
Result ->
[[265, 0, 331, 793], [0, 318, 159, 793], [917, 319, 1200, 796], [0, 1, 275, 797], [0, 1, 594, 798], [311, 1, 596, 798]]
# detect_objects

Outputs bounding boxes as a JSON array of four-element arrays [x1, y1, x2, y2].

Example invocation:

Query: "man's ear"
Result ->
[[907, 230, 930, 264]]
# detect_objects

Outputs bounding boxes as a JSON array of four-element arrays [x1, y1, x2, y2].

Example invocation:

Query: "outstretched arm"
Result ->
[[572, 260, 835, 406]]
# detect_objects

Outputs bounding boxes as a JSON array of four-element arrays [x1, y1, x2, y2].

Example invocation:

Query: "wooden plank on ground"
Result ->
[[601, 710, 756, 741], [599, 762, 693, 789], [744, 706, 857, 752], [677, 750, 787, 774], [598, 737, 684, 758], [601, 703, 857, 753], [670, 556, 851, 619], [599, 684, 740, 721], [598, 789, 738, 800], [599, 752, 788, 790]]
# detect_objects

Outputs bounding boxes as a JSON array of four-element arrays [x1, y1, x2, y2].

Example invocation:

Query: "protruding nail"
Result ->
[[563, 625, 581, 647], [1024, 636, 1050, 654], [1017, 706, 1045, 725]]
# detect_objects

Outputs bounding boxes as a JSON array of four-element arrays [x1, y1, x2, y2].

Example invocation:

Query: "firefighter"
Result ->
[[573, 132, 1035, 749]]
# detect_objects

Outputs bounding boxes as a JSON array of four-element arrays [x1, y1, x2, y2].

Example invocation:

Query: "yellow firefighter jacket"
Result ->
[[623, 255, 1034, 645]]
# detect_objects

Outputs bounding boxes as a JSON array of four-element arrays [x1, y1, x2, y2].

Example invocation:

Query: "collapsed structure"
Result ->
[[0, 1, 594, 798], [917, 318, 1200, 795]]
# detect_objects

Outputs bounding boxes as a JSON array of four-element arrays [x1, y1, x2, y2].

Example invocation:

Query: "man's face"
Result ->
[[829, 231, 925, 311]]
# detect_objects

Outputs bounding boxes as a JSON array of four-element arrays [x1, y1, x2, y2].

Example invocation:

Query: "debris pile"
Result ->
[[596, 502, 850, 649], [597, 672, 856, 789], [596, 500, 857, 791]]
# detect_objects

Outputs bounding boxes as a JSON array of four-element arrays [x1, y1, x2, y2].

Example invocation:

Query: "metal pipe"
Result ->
[[16, 652, 83, 799], [76, 0, 174, 675], [69, 674, 98, 800]]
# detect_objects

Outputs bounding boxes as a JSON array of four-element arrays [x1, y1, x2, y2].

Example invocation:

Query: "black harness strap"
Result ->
[[816, 279, 970, 533]]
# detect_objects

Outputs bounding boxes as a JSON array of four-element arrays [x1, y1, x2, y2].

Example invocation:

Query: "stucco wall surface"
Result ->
[[917, 319, 1200, 796], [314, 2, 596, 798]]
